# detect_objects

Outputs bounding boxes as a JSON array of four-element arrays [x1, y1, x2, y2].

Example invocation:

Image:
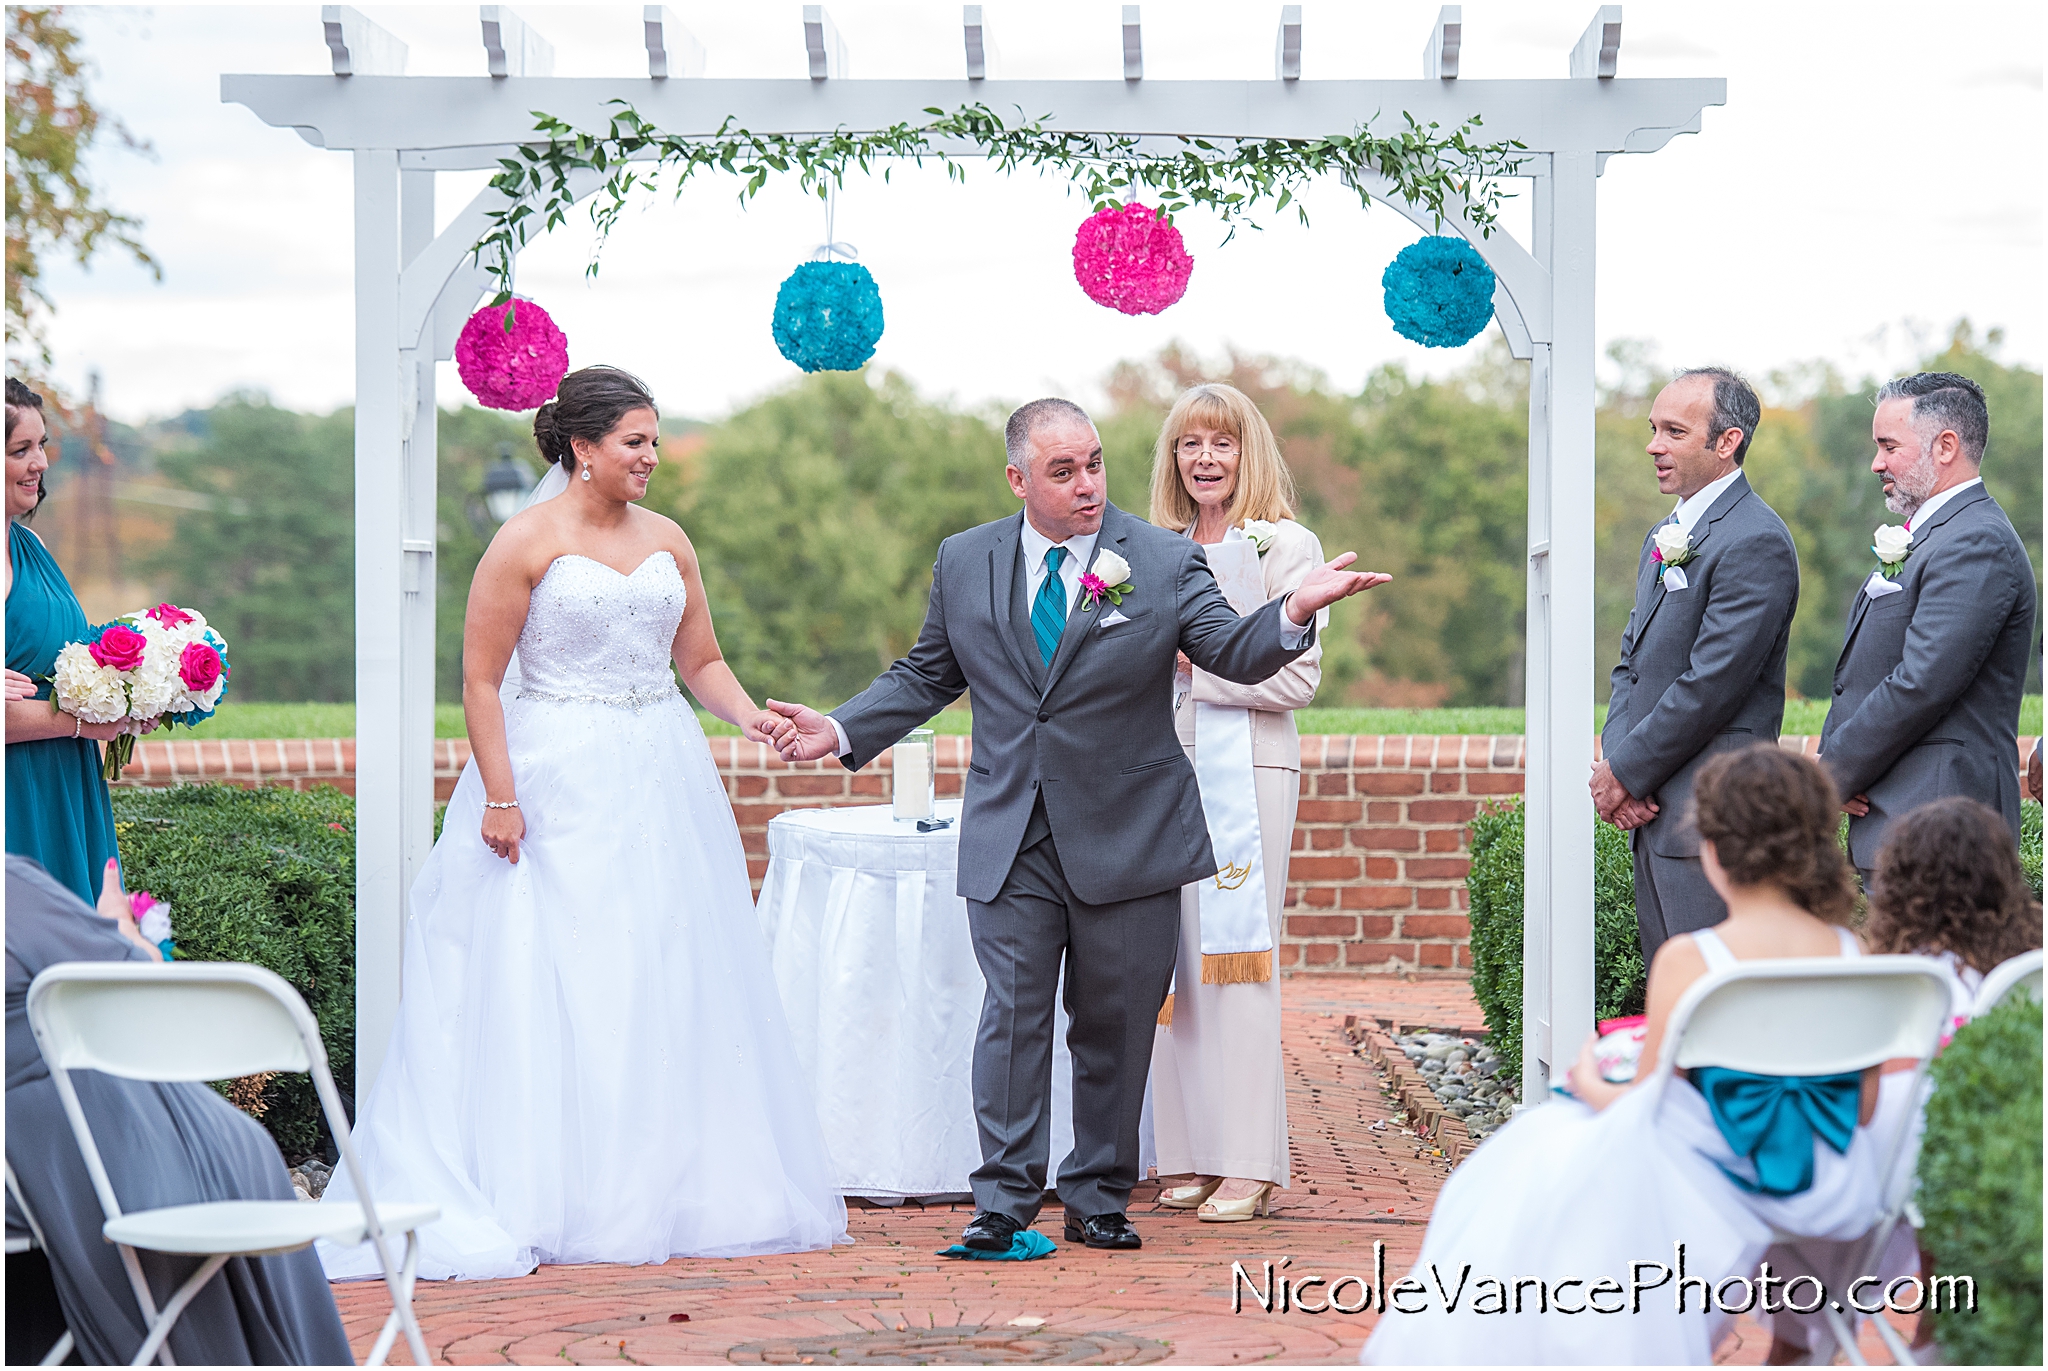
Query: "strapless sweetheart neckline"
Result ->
[[544, 549, 677, 582]]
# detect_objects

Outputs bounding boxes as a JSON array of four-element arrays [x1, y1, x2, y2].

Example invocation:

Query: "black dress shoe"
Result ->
[[1063, 1211, 1142, 1250], [961, 1211, 1023, 1252]]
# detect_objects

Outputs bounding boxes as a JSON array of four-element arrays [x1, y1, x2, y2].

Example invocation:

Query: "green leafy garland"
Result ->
[[475, 101, 1526, 308]]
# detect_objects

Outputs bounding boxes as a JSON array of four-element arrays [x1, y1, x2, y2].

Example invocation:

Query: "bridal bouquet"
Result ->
[[48, 603, 232, 780]]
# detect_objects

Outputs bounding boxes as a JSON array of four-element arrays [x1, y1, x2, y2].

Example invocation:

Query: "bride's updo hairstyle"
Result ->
[[532, 366, 658, 472], [1691, 745, 1857, 925]]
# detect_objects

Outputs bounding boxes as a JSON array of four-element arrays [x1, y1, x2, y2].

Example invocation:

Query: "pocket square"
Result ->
[[1099, 609, 1131, 628], [1862, 571, 1904, 600], [1661, 566, 1690, 592]]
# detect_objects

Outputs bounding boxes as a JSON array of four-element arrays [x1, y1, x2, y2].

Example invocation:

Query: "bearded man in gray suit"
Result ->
[[765, 399, 1388, 1252], [1820, 372, 2037, 885], [1594, 368, 1800, 957]]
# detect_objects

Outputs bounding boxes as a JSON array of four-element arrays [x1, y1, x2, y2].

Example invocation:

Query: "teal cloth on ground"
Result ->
[[5, 522, 119, 907], [1030, 547, 1068, 665], [936, 1229, 1057, 1261], [1691, 1066, 1861, 1197]]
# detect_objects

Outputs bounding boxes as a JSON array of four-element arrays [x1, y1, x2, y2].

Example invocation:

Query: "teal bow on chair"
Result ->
[[1690, 1067, 1862, 1197]]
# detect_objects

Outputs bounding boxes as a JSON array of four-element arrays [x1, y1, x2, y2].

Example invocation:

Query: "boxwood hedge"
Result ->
[[109, 784, 355, 1163], [1917, 992, 2042, 1366]]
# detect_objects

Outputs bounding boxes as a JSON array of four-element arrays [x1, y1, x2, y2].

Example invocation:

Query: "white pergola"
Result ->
[[223, 4, 1723, 1108]]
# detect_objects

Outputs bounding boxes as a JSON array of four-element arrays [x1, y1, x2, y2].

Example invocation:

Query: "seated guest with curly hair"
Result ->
[[1365, 746, 1906, 1366]]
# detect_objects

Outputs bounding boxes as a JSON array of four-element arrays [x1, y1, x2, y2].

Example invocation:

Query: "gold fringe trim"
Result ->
[[1157, 993, 1175, 1027], [1201, 950, 1274, 985]]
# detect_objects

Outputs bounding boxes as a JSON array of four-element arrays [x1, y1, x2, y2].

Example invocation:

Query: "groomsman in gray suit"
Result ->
[[1820, 372, 2037, 885], [1595, 368, 1800, 957]]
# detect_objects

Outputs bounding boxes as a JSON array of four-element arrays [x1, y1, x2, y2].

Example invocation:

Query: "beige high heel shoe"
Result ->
[[1158, 1177, 1223, 1209], [1197, 1181, 1275, 1222]]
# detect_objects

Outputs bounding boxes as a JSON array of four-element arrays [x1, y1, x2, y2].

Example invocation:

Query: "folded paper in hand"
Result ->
[[1861, 571, 1904, 600]]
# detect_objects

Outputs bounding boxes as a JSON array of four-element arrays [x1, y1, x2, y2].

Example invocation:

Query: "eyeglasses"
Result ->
[[1176, 438, 1237, 457]]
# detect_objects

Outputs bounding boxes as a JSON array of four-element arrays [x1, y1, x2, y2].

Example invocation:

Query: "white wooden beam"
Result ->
[[644, 6, 704, 80], [480, 5, 554, 79], [322, 6, 406, 77], [1569, 6, 1621, 79], [1274, 6, 1301, 82], [963, 5, 997, 81], [1121, 6, 1142, 81], [1423, 5, 1461, 80], [804, 6, 849, 80]]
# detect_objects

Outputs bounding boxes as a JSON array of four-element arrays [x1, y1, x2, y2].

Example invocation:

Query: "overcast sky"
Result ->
[[31, 1, 2046, 424]]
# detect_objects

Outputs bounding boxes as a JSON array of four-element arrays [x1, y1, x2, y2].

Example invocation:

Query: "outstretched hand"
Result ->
[[764, 699, 841, 762], [1285, 553, 1392, 625]]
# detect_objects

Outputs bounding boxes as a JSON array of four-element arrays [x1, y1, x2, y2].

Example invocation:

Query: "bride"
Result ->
[[322, 366, 848, 1280]]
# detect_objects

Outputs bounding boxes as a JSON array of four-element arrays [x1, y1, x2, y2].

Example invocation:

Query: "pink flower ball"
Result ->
[[1072, 203, 1195, 315], [455, 300, 570, 411], [90, 624, 148, 672], [178, 640, 225, 693]]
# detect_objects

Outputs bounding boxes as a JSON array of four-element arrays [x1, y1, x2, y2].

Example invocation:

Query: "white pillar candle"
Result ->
[[892, 739, 934, 820]]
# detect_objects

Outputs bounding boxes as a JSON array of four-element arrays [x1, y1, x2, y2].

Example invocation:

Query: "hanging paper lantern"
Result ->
[[1381, 236, 1496, 348], [771, 261, 885, 373], [454, 300, 570, 410], [1071, 202, 1194, 315]]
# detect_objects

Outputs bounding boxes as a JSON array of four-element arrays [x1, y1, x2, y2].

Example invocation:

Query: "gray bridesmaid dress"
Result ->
[[4, 856, 353, 1365]]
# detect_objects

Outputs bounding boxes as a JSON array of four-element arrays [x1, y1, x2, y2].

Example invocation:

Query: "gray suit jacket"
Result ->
[[1601, 473, 1800, 858], [832, 504, 1314, 905], [1819, 484, 2037, 868]]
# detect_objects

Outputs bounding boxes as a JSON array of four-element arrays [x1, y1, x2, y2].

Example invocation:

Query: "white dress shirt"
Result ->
[[1907, 476, 1982, 538], [1670, 466, 1745, 537], [829, 514, 1310, 755]]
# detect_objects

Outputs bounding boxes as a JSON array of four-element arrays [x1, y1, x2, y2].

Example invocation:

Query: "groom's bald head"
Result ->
[[1005, 398, 1095, 474], [1005, 397, 1106, 540]]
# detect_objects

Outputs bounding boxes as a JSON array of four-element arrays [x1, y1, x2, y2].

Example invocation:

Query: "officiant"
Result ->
[[1146, 384, 1325, 1224]]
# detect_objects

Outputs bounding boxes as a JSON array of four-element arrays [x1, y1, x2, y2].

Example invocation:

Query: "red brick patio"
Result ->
[[332, 974, 1915, 1365]]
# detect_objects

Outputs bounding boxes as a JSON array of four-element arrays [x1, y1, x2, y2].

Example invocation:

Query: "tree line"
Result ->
[[134, 324, 2041, 710]]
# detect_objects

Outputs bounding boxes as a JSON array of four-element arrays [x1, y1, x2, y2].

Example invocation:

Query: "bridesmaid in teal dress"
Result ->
[[5, 379, 127, 907]]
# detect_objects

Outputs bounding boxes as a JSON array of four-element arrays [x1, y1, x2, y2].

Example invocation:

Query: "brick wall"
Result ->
[[115, 733, 2039, 974]]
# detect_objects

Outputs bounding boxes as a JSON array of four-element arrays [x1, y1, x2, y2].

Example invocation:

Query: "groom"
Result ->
[[767, 398, 1386, 1251]]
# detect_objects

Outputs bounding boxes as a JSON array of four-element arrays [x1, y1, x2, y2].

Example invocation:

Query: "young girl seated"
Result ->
[[1762, 795, 2042, 1364], [1364, 746, 1908, 1366]]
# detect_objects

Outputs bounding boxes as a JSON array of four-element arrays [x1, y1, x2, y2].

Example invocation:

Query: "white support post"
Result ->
[[1121, 6, 1143, 81], [480, 5, 555, 79], [963, 5, 996, 81], [1423, 6, 1461, 80], [398, 170, 439, 1082], [644, 6, 704, 80], [353, 148, 404, 1107], [1521, 164, 1554, 1103], [1537, 149, 1601, 1088], [1274, 6, 1301, 82], [803, 7, 848, 81]]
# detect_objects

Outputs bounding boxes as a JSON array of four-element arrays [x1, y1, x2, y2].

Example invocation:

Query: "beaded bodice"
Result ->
[[515, 552, 685, 709]]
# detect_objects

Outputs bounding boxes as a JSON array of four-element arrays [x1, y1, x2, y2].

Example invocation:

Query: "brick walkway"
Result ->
[[333, 974, 1913, 1365]]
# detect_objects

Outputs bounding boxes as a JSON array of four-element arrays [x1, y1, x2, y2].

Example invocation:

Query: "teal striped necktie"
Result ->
[[1031, 546, 1069, 665]]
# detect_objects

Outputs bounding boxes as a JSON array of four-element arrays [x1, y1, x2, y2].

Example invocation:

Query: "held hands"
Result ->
[[764, 699, 840, 762], [1842, 793, 1872, 818], [1284, 553, 1392, 626], [1589, 759, 1659, 830]]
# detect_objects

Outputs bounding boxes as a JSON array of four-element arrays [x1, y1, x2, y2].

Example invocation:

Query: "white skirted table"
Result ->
[[755, 800, 1150, 1198]]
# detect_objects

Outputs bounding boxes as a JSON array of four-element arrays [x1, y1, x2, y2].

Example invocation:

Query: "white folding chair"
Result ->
[[7, 1160, 78, 1365], [26, 961, 438, 1367], [1644, 954, 1956, 1367], [1971, 947, 2043, 1018]]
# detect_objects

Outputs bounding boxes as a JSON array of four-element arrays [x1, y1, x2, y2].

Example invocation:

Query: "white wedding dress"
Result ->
[[320, 550, 848, 1281]]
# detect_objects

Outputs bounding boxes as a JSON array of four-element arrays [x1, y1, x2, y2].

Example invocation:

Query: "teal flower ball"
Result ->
[[1381, 236, 1496, 348], [772, 261, 885, 372]]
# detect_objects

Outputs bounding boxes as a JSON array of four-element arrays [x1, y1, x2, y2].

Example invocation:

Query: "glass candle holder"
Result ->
[[892, 727, 936, 821]]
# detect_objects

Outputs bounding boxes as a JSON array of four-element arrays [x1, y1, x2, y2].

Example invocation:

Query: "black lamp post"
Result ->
[[482, 443, 533, 525]]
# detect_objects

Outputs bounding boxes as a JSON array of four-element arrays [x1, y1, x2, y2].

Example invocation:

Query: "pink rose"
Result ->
[[178, 641, 225, 693], [90, 624, 148, 672], [146, 603, 194, 628], [129, 890, 160, 917]]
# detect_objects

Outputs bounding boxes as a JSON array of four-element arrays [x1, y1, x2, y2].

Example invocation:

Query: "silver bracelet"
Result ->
[[483, 799, 520, 810]]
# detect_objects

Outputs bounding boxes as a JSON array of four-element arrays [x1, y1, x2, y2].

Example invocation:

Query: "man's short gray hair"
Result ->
[[1875, 371, 1989, 464], [1675, 366, 1761, 465], [1004, 397, 1094, 469]]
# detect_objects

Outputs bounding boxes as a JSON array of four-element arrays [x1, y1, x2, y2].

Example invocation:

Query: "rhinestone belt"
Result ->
[[517, 682, 681, 712]]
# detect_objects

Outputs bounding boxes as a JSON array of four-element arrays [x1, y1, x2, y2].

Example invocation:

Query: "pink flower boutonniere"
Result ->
[[1078, 550, 1135, 609]]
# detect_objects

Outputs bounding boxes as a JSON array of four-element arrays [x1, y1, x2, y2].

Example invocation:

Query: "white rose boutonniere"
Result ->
[[1871, 523, 1911, 578], [1079, 549, 1135, 609], [1241, 519, 1278, 556], [1652, 524, 1696, 570]]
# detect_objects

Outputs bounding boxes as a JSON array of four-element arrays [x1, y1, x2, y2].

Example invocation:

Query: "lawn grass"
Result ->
[[177, 696, 2044, 741]]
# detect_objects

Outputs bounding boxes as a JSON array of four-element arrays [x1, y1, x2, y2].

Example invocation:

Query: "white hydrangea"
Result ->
[[49, 643, 129, 724], [128, 659, 182, 719]]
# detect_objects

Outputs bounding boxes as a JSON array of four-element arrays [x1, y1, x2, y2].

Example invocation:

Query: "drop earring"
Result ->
[[580, 465, 591, 482]]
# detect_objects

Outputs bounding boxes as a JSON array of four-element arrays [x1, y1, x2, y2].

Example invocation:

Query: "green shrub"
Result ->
[[2022, 799, 2042, 901], [1918, 993, 2042, 1366], [1465, 799, 1647, 1084], [110, 784, 355, 1163]]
